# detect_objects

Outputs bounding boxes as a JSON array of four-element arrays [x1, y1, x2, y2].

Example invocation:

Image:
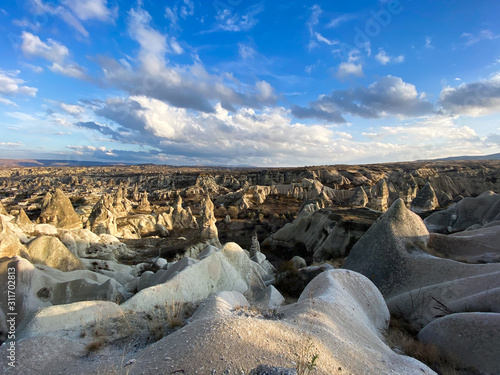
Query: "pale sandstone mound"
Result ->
[[27, 236, 85, 272], [0, 256, 123, 328], [37, 189, 82, 229], [121, 270, 435, 374], [1, 270, 435, 374], [14, 208, 34, 233], [0, 216, 27, 258], [418, 313, 500, 374], [198, 194, 220, 245], [136, 191, 151, 211], [0, 201, 7, 215], [122, 242, 267, 312], [343, 199, 500, 328], [368, 178, 389, 211], [411, 182, 439, 213], [425, 190, 500, 233]]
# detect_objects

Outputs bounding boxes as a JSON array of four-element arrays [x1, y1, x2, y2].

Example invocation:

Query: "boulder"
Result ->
[[418, 313, 500, 374], [37, 189, 81, 229], [27, 236, 85, 272], [0, 201, 7, 215], [343, 199, 500, 328]]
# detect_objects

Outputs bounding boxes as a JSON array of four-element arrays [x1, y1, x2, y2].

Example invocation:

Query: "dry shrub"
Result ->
[[228, 206, 239, 219]]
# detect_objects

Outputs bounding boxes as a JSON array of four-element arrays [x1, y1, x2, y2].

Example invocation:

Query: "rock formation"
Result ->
[[411, 182, 438, 213], [137, 191, 151, 212], [86, 194, 118, 235], [249, 231, 260, 258], [343, 198, 500, 329], [37, 189, 82, 229], [425, 190, 500, 233], [0, 216, 27, 258], [368, 179, 389, 211], [26, 236, 85, 272], [198, 194, 219, 244], [0, 201, 7, 215], [14, 208, 34, 233], [349, 186, 369, 207]]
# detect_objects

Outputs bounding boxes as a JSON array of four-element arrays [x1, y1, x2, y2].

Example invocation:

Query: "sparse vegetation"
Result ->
[[295, 336, 319, 375], [228, 205, 239, 219]]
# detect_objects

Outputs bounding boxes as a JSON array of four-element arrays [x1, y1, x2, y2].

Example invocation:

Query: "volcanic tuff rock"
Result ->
[[0, 215, 27, 258], [198, 194, 219, 245], [86, 194, 119, 235], [0, 270, 436, 374], [26, 236, 85, 272], [425, 190, 500, 233], [349, 186, 369, 207], [343, 198, 500, 329], [418, 312, 500, 374], [37, 189, 81, 229], [410, 181, 439, 213], [0, 201, 7, 215], [14, 208, 34, 233]]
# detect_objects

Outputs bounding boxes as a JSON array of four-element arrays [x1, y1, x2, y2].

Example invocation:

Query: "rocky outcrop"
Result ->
[[0, 216, 27, 258], [14, 208, 34, 233], [249, 232, 260, 258], [198, 194, 219, 245], [343, 199, 500, 329], [0, 201, 7, 215], [0, 257, 123, 328], [136, 191, 151, 212], [263, 208, 379, 261], [349, 186, 368, 207], [26, 236, 85, 272], [122, 243, 267, 312], [425, 191, 500, 233], [37, 189, 81, 229], [4, 270, 436, 374], [411, 182, 439, 213], [368, 179, 389, 211], [86, 194, 118, 235], [157, 195, 198, 230]]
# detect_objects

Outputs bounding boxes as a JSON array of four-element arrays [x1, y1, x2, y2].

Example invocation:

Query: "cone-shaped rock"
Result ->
[[37, 189, 81, 229], [350, 186, 369, 207], [411, 182, 439, 213], [0, 201, 7, 215], [199, 194, 219, 244]]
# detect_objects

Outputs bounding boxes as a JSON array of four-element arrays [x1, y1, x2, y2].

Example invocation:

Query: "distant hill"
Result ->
[[432, 153, 500, 161], [0, 159, 130, 167]]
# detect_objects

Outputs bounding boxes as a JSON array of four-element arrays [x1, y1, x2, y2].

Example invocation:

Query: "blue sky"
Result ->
[[0, 0, 500, 166]]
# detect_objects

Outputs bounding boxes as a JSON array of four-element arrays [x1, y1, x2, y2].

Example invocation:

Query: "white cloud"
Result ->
[[238, 43, 256, 59], [439, 72, 500, 116], [60, 103, 85, 115], [461, 29, 500, 46], [335, 62, 364, 80], [0, 69, 37, 97], [327, 13, 359, 28], [170, 38, 184, 55], [293, 75, 435, 122], [7, 112, 37, 121], [213, 3, 264, 32], [49, 62, 87, 79], [29, 0, 89, 37], [64, 0, 117, 22], [314, 32, 337, 46], [425, 36, 433, 49], [21, 32, 69, 63], [375, 49, 404, 65], [0, 142, 24, 147], [0, 98, 17, 106]]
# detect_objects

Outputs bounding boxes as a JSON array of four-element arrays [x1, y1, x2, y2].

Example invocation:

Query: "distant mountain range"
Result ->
[[0, 159, 130, 167], [431, 153, 500, 161]]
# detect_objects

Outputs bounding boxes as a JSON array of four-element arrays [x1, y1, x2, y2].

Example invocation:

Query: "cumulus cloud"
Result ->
[[67, 97, 494, 166], [0, 69, 37, 97], [60, 103, 85, 115], [375, 49, 404, 65], [21, 32, 69, 63], [294, 75, 435, 122], [20, 32, 88, 79], [439, 72, 500, 116], [335, 62, 364, 80], [0, 142, 24, 147], [96, 7, 277, 113]]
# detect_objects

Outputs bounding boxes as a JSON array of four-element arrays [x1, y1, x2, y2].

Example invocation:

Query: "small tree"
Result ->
[[228, 206, 239, 219]]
